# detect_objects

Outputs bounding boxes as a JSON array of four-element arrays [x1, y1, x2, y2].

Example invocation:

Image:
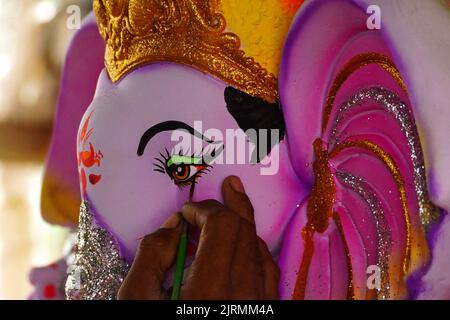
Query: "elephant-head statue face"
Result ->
[[79, 63, 305, 262], [45, 0, 450, 301]]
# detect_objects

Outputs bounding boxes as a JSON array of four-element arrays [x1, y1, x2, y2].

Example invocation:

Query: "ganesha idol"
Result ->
[[38, 0, 450, 300]]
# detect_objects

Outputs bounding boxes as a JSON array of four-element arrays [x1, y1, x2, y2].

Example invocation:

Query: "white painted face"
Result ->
[[78, 62, 306, 261]]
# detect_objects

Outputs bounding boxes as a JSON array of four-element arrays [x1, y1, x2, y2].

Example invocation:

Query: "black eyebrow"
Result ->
[[137, 120, 213, 156]]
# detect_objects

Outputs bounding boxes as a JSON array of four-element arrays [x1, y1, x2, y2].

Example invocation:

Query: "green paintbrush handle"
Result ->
[[171, 221, 188, 300]]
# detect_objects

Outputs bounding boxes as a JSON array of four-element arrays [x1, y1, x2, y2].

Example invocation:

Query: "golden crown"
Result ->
[[93, 0, 279, 103]]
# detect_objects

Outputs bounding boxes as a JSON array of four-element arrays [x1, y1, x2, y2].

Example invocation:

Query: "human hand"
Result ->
[[117, 176, 279, 300]]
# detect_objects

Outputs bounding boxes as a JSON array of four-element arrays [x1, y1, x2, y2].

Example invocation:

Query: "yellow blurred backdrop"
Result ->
[[0, 0, 91, 299]]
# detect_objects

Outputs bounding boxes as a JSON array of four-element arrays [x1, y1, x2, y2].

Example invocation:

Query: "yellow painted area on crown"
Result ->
[[219, 0, 303, 76]]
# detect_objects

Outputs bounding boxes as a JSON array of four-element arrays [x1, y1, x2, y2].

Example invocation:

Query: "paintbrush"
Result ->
[[171, 182, 195, 300]]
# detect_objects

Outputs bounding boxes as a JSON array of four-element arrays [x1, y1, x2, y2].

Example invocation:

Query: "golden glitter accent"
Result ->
[[330, 139, 412, 275], [333, 212, 355, 300], [93, 0, 278, 103], [322, 53, 407, 133], [307, 139, 336, 233], [293, 139, 336, 300], [292, 226, 314, 300]]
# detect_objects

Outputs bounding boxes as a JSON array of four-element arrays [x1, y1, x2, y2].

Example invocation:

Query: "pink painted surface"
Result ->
[[278, 0, 450, 299]]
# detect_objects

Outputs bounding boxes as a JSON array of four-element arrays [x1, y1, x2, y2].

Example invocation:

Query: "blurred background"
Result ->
[[0, 0, 92, 299]]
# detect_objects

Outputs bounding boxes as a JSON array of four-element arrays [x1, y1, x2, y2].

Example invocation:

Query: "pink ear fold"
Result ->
[[279, 0, 371, 184], [41, 12, 105, 226], [280, 0, 450, 212], [278, 0, 448, 299], [355, 0, 450, 214]]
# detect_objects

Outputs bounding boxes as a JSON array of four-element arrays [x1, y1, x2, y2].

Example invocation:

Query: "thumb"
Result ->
[[117, 213, 182, 300], [222, 176, 255, 224]]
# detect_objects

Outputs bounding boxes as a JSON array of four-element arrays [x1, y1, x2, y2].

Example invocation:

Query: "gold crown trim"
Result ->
[[93, 0, 278, 103]]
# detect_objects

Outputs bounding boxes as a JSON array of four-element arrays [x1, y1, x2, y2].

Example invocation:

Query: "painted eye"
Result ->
[[173, 164, 190, 180], [167, 163, 208, 185], [153, 152, 210, 187]]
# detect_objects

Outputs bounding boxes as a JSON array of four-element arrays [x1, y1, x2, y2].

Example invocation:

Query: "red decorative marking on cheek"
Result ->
[[78, 110, 102, 191], [43, 284, 56, 299], [80, 111, 94, 145], [89, 174, 102, 185], [80, 151, 94, 167]]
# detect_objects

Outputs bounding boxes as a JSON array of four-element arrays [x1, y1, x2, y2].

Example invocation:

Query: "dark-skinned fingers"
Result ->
[[222, 176, 255, 224], [183, 213, 241, 298], [181, 201, 244, 299], [182, 268, 231, 300], [181, 199, 242, 264], [230, 220, 263, 299], [181, 199, 225, 229], [117, 220, 182, 300], [258, 238, 280, 299]]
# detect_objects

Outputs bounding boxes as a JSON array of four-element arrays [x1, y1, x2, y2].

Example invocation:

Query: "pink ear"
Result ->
[[280, 0, 450, 213], [278, 0, 446, 299], [279, 0, 371, 184], [41, 12, 105, 226]]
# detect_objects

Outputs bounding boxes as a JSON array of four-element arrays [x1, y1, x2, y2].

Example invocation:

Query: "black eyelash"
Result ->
[[155, 156, 166, 166], [203, 166, 213, 173], [153, 151, 169, 173], [153, 162, 165, 169]]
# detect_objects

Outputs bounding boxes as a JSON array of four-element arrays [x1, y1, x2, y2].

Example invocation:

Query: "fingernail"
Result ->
[[161, 213, 181, 229], [228, 176, 245, 193]]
